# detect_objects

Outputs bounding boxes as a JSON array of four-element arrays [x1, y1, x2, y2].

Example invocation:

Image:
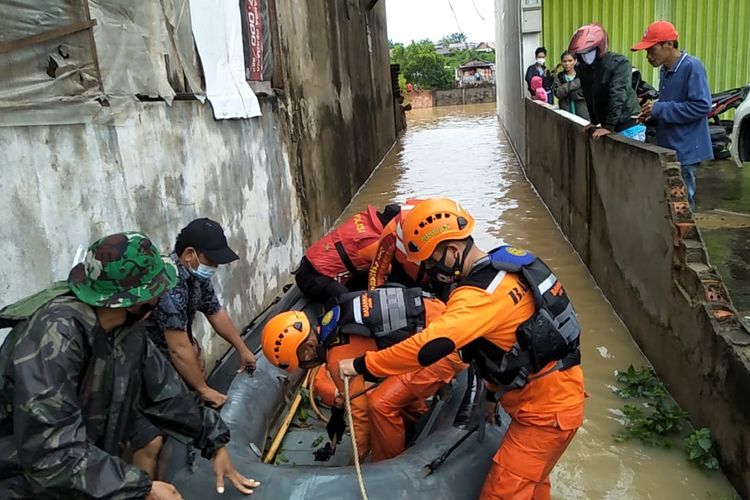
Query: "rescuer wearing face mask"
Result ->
[[524, 47, 553, 103], [568, 23, 642, 140], [339, 198, 585, 500], [146, 218, 256, 410], [261, 286, 466, 462]]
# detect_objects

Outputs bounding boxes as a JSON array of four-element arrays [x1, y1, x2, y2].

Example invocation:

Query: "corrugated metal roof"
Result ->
[[542, 0, 750, 99]]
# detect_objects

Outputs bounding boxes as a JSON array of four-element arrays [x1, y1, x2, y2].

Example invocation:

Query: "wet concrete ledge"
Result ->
[[522, 99, 750, 497]]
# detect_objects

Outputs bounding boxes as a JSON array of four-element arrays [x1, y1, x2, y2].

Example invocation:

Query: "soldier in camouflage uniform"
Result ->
[[0, 232, 260, 499]]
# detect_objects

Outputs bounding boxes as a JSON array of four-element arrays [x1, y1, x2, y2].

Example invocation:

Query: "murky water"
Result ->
[[340, 104, 738, 499], [696, 161, 750, 326]]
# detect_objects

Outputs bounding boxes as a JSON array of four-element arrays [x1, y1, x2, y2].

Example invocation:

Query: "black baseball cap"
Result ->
[[176, 218, 239, 264]]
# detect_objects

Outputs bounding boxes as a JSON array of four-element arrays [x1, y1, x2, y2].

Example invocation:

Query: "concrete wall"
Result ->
[[0, 100, 303, 364], [276, 0, 394, 240], [0, 1, 396, 366], [433, 86, 497, 107], [495, 0, 526, 163], [524, 99, 750, 498]]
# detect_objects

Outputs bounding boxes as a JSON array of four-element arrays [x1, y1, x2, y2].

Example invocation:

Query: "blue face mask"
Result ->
[[193, 263, 217, 280], [188, 250, 218, 280]]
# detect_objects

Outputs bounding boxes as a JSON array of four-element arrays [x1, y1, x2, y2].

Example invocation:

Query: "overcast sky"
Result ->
[[385, 0, 496, 45]]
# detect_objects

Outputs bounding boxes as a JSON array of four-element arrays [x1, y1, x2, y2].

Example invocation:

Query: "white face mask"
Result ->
[[580, 49, 597, 65], [536, 57, 546, 66]]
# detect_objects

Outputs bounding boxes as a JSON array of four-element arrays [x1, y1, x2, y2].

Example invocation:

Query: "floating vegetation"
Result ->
[[613, 365, 720, 471]]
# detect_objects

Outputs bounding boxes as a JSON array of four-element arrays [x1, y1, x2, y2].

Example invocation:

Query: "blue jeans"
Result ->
[[681, 163, 698, 211]]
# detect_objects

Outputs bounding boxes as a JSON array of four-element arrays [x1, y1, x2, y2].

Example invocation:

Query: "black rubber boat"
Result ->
[[160, 285, 505, 499]]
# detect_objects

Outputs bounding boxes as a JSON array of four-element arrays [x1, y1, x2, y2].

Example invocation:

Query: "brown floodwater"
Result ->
[[339, 103, 738, 499]]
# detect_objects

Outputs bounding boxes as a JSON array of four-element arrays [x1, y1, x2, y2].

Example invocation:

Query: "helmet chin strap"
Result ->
[[431, 238, 474, 283], [453, 238, 474, 280]]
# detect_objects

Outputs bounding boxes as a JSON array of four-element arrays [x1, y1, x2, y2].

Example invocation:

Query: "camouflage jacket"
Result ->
[[0, 296, 230, 499]]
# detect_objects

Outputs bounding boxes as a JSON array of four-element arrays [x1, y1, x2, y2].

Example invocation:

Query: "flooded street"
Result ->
[[340, 103, 737, 498], [696, 162, 750, 327]]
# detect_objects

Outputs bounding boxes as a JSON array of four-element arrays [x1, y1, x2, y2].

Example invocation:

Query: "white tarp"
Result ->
[[189, 0, 261, 119]]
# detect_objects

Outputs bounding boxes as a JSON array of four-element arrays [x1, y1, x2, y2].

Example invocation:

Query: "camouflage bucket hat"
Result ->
[[68, 232, 178, 308]]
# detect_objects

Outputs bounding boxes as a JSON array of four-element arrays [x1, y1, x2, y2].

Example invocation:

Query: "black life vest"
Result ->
[[459, 246, 581, 391], [319, 286, 428, 350]]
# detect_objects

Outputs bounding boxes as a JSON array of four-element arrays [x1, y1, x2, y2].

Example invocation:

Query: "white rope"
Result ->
[[344, 376, 369, 500]]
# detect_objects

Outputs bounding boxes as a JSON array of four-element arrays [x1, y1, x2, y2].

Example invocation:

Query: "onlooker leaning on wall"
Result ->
[[568, 24, 642, 140], [633, 21, 712, 211], [552, 50, 590, 120]]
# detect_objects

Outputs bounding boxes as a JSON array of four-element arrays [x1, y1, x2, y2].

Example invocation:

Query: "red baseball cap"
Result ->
[[631, 21, 679, 51]]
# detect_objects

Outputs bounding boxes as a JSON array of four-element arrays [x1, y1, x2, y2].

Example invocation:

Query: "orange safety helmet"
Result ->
[[401, 197, 475, 262], [261, 310, 311, 371]]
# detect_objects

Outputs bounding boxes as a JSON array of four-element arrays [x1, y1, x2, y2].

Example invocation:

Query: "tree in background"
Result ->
[[390, 35, 495, 91], [391, 40, 453, 90], [444, 48, 494, 68], [438, 32, 468, 46]]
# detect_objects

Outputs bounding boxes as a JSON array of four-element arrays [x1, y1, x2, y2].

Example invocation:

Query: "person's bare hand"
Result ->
[[199, 386, 228, 408], [237, 347, 257, 373], [338, 359, 358, 378], [592, 127, 612, 139], [638, 100, 654, 123], [146, 481, 182, 500], [213, 447, 261, 495]]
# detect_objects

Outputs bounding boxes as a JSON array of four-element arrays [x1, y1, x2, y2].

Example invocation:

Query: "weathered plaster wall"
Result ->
[[0, 100, 303, 365], [524, 99, 750, 497], [433, 86, 496, 107], [275, 0, 395, 241], [0, 1, 396, 367]]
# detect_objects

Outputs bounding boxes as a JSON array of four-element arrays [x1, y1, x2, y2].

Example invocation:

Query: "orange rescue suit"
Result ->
[[359, 270, 585, 499], [324, 297, 465, 462]]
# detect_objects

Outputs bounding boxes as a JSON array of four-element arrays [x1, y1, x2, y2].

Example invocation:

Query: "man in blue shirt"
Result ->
[[633, 21, 713, 210]]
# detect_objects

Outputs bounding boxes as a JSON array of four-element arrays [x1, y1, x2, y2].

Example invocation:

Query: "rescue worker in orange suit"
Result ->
[[367, 198, 429, 291], [295, 204, 401, 303], [260, 286, 466, 462], [339, 198, 585, 500]]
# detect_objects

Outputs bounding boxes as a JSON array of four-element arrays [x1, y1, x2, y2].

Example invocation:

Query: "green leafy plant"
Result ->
[[684, 428, 720, 471], [613, 366, 721, 474], [311, 434, 325, 448], [614, 400, 687, 447], [273, 451, 289, 465], [296, 388, 310, 422], [614, 365, 668, 400]]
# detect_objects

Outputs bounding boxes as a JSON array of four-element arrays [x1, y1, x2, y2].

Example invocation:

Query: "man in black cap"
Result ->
[[147, 218, 256, 409]]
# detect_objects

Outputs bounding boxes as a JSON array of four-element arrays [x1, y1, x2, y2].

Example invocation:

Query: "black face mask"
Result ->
[[123, 302, 156, 327], [426, 250, 458, 285], [426, 239, 474, 288], [300, 346, 325, 370]]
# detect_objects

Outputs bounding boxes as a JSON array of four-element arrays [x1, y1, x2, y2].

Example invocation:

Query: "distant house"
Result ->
[[456, 58, 495, 87], [475, 42, 496, 53], [434, 44, 450, 56]]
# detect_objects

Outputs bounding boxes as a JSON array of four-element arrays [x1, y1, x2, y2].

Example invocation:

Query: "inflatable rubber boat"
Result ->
[[160, 285, 506, 499]]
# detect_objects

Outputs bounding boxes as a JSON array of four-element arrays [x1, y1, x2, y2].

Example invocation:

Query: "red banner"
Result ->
[[245, 0, 264, 81]]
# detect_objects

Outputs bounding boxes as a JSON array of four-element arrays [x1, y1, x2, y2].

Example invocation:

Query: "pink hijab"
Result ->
[[530, 75, 547, 101]]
